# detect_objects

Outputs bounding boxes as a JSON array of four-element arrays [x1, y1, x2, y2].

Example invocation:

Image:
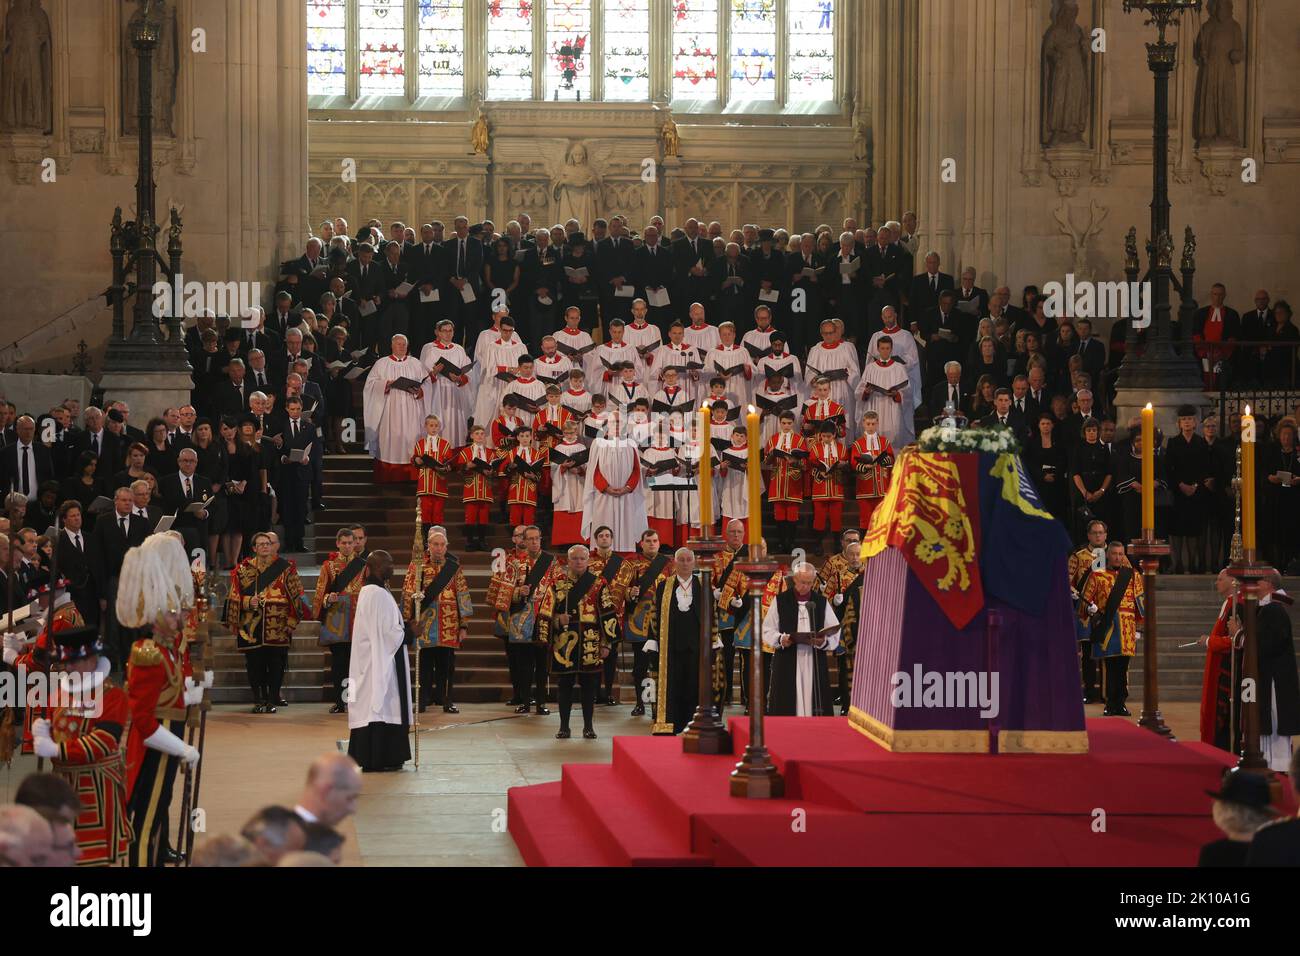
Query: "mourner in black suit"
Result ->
[[56, 500, 98, 627], [635, 228, 677, 334], [88, 488, 150, 671], [0, 417, 54, 497], [672, 222, 715, 321], [159, 449, 212, 556], [275, 398, 316, 553], [405, 225, 450, 353], [596, 223, 638, 326], [444, 219, 486, 343], [214, 363, 254, 419], [907, 256, 955, 325]]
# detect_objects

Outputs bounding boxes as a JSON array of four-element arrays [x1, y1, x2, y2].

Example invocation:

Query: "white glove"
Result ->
[[202, 670, 215, 688], [712, 588, 722, 602], [643, 640, 659, 654], [712, 638, 723, 650], [144, 726, 200, 766], [32, 719, 58, 759], [731, 596, 743, 609], [1087, 602, 1098, 616], [833, 593, 844, 606], [183, 677, 204, 706]]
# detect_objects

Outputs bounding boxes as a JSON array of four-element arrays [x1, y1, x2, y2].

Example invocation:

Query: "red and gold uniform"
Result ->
[[490, 548, 559, 708], [537, 572, 618, 675], [124, 628, 190, 867], [763, 431, 808, 518], [498, 444, 549, 526], [403, 553, 473, 649], [49, 678, 132, 866], [801, 397, 847, 440], [610, 549, 675, 715], [533, 402, 573, 448], [1079, 564, 1145, 714], [849, 433, 895, 529], [411, 433, 455, 525], [808, 436, 849, 532], [314, 548, 366, 708], [455, 440, 495, 530], [226, 555, 305, 713], [15, 599, 84, 755]]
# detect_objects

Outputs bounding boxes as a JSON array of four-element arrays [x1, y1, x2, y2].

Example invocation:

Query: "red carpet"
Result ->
[[506, 717, 1279, 867]]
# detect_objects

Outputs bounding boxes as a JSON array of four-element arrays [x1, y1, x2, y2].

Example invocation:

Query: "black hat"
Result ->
[[238, 412, 259, 429], [468, 224, 484, 237], [758, 228, 775, 242], [106, 408, 125, 424], [50, 626, 105, 665], [1176, 404, 1199, 418], [569, 232, 588, 246], [1206, 768, 1279, 812]]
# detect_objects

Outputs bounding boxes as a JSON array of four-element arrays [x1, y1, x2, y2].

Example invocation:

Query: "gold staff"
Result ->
[[409, 499, 424, 769]]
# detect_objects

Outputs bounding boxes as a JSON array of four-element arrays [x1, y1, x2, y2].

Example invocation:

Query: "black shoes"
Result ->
[[514, 703, 531, 714], [276, 697, 289, 707], [161, 847, 185, 865], [603, 696, 618, 707], [556, 728, 571, 739], [534, 703, 551, 716], [630, 703, 645, 717], [329, 702, 346, 714], [582, 728, 598, 740], [443, 704, 459, 714]]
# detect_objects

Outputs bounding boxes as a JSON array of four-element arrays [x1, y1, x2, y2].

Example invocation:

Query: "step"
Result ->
[[507, 781, 620, 867], [562, 763, 711, 866]]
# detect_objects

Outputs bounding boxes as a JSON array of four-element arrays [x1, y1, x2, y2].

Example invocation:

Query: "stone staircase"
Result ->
[[207, 451, 1300, 706]]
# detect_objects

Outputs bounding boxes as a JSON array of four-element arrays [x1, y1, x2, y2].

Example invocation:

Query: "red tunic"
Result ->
[[124, 636, 188, 797], [455, 444, 495, 502], [809, 439, 849, 499], [51, 682, 132, 866], [1199, 598, 1236, 747], [802, 398, 847, 439], [763, 433, 809, 503], [849, 435, 895, 499], [411, 434, 454, 497], [499, 445, 549, 506]]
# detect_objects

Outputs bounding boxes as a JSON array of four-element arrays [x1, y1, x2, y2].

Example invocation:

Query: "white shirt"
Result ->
[[674, 575, 694, 612]]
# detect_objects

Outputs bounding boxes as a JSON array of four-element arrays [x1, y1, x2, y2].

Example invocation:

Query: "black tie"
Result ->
[[292, 420, 298, 439], [950, 386, 958, 404], [119, 516, 127, 535], [20, 445, 29, 494], [458, 240, 466, 275], [91, 433, 99, 454], [931, 275, 937, 291], [74, 532, 82, 552], [185, 477, 192, 499], [1017, 399, 1024, 413]]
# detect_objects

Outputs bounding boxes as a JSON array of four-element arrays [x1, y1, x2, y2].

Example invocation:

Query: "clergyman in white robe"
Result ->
[[347, 579, 412, 771], [580, 433, 650, 553], [761, 596, 841, 717], [363, 351, 433, 480]]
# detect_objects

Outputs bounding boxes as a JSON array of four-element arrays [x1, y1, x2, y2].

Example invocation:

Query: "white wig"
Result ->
[[116, 532, 195, 627]]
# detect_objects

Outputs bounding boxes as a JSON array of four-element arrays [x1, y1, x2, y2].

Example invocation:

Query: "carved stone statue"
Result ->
[[660, 118, 680, 158], [1040, 0, 1089, 148], [1193, 0, 1244, 147], [470, 105, 490, 155], [0, 0, 53, 134], [123, 0, 178, 136], [545, 142, 605, 232]]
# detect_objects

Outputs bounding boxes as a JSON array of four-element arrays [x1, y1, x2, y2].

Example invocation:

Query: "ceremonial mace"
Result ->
[[177, 571, 211, 865], [409, 499, 424, 770], [0, 495, 25, 767]]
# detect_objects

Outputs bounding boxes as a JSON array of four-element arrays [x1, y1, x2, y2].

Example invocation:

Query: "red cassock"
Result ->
[[50, 683, 133, 866], [1199, 599, 1236, 747]]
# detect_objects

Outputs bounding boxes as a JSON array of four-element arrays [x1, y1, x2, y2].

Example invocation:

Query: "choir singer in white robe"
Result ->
[[580, 408, 649, 555], [761, 564, 840, 717], [865, 307, 923, 411], [420, 319, 473, 448], [363, 334, 433, 482], [347, 551, 413, 772], [856, 336, 915, 448]]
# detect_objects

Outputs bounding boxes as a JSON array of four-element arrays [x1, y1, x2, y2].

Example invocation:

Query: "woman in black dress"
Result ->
[[323, 324, 355, 452], [964, 336, 1007, 394], [1069, 417, 1111, 543], [58, 451, 103, 530], [1261, 419, 1300, 573], [1264, 301, 1298, 386], [1164, 405, 1212, 574], [1025, 412, 1069, 524], [144, 417, 176, 477], [484, 235, 521, 329], [192, 418, 229, 566], [529, 230, 564, 338], [966, 375, 997, 421], [221, 417, 260, 567], [561, 233, 600, 332], [112, 442, 154, 494]]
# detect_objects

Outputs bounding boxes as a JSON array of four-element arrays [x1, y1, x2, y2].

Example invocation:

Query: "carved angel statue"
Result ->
[[660, 118, 680, 158], [539, 141, 615, 232], [470, 105, 490, 155]]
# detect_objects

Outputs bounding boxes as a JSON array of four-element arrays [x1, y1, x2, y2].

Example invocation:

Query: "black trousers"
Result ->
[[1079, 641, 1099, 700], [737, 649, 773, 709], [719, 629, 738, 707], [1101, 655, 1130, 711], [836, 654, 852, 709], [631, 644, 651, 708], [243, 646, 288, 701], [597, 642, 620, 701], [328, 643, 351, 706], [507, 643, 548, 703], [127, 719, 184, 867], [417, 646, 456, 706], [557, 672, 598, 731]]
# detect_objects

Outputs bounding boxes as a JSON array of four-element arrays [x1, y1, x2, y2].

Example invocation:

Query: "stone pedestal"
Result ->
[[97, 369, 194, 419], [1113, 386, 1211, 438]]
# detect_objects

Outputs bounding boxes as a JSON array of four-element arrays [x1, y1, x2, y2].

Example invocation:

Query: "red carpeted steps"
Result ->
[[507, 717, 1288, 867]]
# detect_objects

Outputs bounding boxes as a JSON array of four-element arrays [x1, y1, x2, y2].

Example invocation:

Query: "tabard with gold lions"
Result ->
[[402, 555, 473, 649], [226, 555, 305, 650], [537, 572, 617, 674]]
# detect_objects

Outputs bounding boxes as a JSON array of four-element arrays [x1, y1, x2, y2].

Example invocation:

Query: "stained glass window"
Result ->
[[728, 0, 776, 102], [487, 0, 535, 100], [787, 0, 834, 101], [307, 0, 347, 96], [417, 0, 465, 97], [544, 0, 592, 101], [359, 0, 406, 96], [602, 0, 650, 102], [672, 0, 719, 101]]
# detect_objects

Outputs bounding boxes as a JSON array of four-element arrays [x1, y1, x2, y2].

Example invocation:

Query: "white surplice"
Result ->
[[857, 358, 913, 447], [363, 354, 433, 465], [580, 436, 650, 552], [866, 327, 923, 410], [472, 336, 529, 428], [761, 599, 841, 717], [419, 340, 472, 448], [805, 342, 860, 426], [347, 583, 412, 731]]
